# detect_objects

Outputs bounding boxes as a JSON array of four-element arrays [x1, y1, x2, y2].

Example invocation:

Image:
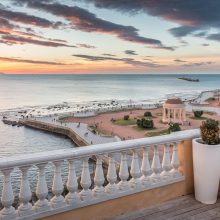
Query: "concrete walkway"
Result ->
[[37, 116, 119, 145]]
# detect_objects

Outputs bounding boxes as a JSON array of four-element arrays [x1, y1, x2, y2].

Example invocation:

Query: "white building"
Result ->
[[162, 98, 186, 124]]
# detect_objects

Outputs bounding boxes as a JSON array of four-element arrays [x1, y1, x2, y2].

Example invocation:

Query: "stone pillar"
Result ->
[[177, 109, 180, 123], [163, 107, 166, 122], [179, 109, 182, 123], [167, 108, 170, 122], [174, 109, 176, 122]]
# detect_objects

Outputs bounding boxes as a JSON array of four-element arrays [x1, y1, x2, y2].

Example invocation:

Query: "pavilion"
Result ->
[[162, 98, 186, 124]]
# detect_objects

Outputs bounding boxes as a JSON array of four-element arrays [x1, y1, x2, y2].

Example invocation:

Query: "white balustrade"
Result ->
[[130, 150, 141, 188], [17, 166, 32, 217], [118, 152, 130, 191], [79, 157, 92, 201], [34, 163, 50, 212], [140, 147, 152, 186], [151, 145, 161, 182], [161, 144, 172, 179], [93, 156, 105, 198], [50, 161, 65, 208], [0, 169, 16, 220], [0, 129, 200, 220], [105, 154, 117, 194], [65, 159, 80, 205], [170, 142, 182, 178]]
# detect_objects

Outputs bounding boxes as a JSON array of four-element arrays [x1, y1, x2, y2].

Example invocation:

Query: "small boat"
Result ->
[[178, 77, 199, 82]]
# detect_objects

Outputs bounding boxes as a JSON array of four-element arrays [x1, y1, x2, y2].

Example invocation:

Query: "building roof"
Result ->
[[165, 98, 183, 104]]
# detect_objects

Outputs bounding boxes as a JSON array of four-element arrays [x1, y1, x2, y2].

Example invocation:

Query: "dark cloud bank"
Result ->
[[78, 0, 220, 42]]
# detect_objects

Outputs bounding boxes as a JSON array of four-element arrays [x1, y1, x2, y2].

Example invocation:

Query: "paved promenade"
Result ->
[[36, 116, 120, 145]]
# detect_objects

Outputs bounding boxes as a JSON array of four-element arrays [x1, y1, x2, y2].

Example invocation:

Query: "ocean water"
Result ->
[[0, 74, 219, 193], [1, 74, 220, 111]]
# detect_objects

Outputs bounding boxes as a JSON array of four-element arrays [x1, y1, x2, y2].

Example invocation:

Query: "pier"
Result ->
[[18, 117, 120, 167], [19, 118, 89, 147]]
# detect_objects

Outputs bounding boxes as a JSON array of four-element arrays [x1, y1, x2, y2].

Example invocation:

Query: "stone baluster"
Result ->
[[151, 145, 161, 182], [65, 159, 80, 205], [17, 166, 32, 217], [79, 157, 92, 201], [50, 161, 65, 208], [34, 163, 50, 212], [118, 152, 129, 191], [140, 147, 152, 186], [93, 156, 105, 198], [0, 169, 16, 220], [161, 144, 172, 179], [170, 142, 182, 177], [105, 154, 117, 194], [129, 150, 141, 188]]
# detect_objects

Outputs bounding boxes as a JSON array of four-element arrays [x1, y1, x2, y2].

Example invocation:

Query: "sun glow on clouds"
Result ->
[[0, 0, 220, 74]]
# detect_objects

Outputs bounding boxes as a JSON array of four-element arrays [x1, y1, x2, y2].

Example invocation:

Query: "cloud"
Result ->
[[80, 0, 220, 38], [0, 34, 76, 47], [124, 50, 137, 55], [169, 26, 196, 37], [0, 10, 71, 48], [202, 43, 209, 46], [182, 61, 214, 67], [73, 54, 163, 67], [77, 43, 96, 48], [206, 33, 220, 42], [102, 53, 116, 56], [194, 31, 207, 37], [73, 54, 119, 61], [14, 0, 173, 50], [0, 17, 18, 30], [0, 7, 63, 28], [174, 59, 187, 63], [0, 57, 66, 65]]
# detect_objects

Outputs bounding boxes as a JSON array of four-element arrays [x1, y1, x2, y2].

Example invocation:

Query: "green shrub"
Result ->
[[200, 119, 220, 145], [144, 111, 152, 117], [142, 119, 154, 129], [137, 119, 142, 127], [168, 122, 181, 133], [123, 115, 129, 120], [194, 110, 203, 118], [136, 118, 154, 129]]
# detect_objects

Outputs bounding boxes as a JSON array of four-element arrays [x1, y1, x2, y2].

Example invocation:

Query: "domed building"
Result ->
[[162, 98, 186, 124]]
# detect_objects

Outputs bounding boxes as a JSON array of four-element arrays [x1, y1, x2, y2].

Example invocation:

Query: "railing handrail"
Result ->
[[0, 129, 200, 170]]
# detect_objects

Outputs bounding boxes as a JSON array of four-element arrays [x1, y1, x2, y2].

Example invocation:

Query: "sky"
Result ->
[[0, 0, 220, 74]]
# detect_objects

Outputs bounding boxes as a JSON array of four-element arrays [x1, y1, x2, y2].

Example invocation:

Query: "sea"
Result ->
[[0, 73, 219, 193]]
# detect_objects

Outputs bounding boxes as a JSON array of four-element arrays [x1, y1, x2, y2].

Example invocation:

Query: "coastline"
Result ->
[[1, 89, 220, 143], [0, 89, 218, 119]]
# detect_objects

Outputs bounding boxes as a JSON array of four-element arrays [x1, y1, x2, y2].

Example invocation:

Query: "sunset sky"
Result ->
[[1, 0, 220, 74]]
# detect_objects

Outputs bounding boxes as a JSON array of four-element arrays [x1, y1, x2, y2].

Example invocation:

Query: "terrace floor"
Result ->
[[110, 195, 220, 220]]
